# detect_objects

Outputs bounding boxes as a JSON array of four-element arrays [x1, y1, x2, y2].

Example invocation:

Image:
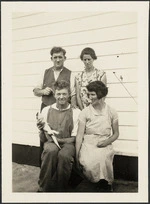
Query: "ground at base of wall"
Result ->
[[12, 162, 138, 193]]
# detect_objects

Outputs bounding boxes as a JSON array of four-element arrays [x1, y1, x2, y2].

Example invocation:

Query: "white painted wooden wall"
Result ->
[[12, 12, 138, 156]]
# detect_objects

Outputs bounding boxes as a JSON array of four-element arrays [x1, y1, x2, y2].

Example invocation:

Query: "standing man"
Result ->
[[33, 46, 77, 111], [36, 80, 80, 192], [33, 47, 77, 165]]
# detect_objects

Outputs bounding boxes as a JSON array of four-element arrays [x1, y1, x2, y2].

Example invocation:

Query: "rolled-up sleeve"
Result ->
[[78, 108, 87, 124], [70, 72, 76, 97], [110, 107, 118, 124], [40, 106, 50, 121], [33, 70, 45, 91], [71, 108, 81, 136]]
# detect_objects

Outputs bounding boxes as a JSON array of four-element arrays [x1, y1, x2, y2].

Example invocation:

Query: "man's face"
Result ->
[[54, 88, 69, 106], [51, 52, 66, 69]]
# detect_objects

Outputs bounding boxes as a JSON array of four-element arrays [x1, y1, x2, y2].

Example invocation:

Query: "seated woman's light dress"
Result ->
[[79, 103, 118, 184]]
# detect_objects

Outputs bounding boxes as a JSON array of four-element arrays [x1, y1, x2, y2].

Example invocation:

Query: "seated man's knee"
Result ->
[[44, 142, 58, 155], [58, 150, 74, 163]]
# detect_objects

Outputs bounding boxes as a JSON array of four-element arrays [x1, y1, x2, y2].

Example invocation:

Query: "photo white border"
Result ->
[[2, 1, 149, 203]]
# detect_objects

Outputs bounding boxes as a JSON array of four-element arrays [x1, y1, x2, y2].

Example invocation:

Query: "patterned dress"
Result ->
[[78, 104, 118, 184], [76, 68, 105, 108]]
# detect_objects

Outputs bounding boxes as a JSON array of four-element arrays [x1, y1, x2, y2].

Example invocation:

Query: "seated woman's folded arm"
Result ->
[[97, 119, 119, 148]]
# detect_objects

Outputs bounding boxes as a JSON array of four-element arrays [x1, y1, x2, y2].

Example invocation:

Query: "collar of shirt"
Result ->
[[52, 67, 64, 73], [89, 103, 107, 116], [52, 67, 64, 80], [83, 67, 96, 73], [51, 103, 71, 111]]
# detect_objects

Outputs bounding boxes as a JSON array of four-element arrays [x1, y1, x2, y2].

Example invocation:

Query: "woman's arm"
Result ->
[[75, 79, 84, 110], [71, 95, 77, 108], [75, 121, 85, 162], [70, 73, 77, 108], [101, 72, 107, 86], [97, 120, 119, 147]]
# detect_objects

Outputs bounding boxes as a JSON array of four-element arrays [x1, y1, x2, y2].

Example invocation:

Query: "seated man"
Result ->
[[36, 80, 80, 192]]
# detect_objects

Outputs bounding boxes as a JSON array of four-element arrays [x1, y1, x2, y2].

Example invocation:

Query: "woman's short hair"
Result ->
[[86, 81, 108, 99], [50, 47, 66, 57], [53, 80, 70, 94], [80, 47, 97, 60]]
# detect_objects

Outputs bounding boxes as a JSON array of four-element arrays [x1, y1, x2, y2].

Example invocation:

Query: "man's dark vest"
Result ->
[[42, 67, 71, 106]]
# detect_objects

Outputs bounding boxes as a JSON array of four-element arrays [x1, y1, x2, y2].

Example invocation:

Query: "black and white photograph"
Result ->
[[2, 1, 149, 203]]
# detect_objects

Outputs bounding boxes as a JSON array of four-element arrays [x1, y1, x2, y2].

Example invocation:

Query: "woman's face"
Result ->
[[82, 54, 94, 69], [88, 91, 99, 105]]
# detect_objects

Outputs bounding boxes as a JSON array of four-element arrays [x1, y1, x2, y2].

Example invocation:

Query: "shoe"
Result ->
[[107, 184, 113, 192], [37, 190, 43, 192], [37, 187, 44, 192], [96, 180, 113, 192]]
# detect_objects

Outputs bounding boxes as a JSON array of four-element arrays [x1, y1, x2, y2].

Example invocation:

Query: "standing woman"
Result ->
[[75, 47, 107, 110], [76, 81, 119, 192]]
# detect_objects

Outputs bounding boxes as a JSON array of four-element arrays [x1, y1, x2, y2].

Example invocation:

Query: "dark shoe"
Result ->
[[96, 180, 113, 192], [37, 190, 43, 192], [37, 187, 44, 192]]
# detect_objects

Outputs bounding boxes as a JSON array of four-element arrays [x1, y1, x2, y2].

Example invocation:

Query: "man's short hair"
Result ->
[[53, 80, 70, 94], [50, 47, 66, 57]]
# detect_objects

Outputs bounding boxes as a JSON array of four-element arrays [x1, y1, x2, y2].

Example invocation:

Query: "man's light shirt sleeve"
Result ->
[[70, 72, 76, 97], [71, 108, 81, 136], [34, 70, 45, 90]]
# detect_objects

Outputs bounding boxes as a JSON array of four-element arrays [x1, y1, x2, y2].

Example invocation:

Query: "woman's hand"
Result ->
[[97, 140, 109, 148], [97, 120, 119, 148]]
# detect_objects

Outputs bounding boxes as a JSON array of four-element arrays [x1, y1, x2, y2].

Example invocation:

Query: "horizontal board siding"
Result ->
[[12, 68, 137, 84], [12, 12, 106, 30], [113, 140, 138, 156], [13, 98, 41, 110], [12, 122, 138, 142], [106, 68, 137, 83], [12, 12, 138, 156], [12, 109, 138, 126], [12, 72, 137, 86], [12, 121, 138, 141], [13, 97, 138, 112], [12, 132, 40, 147], [13, 23, 137, 52], [12, 12, 136, 31], [12, 131, 138, 156], [12, 12, 45, 19], [64, 53, 138, 71], [12, 82, 137, 99], [12, 38, 137, 64], [108, 83, 137, 98], [12, 53, 138, 74], [106, 98, 138, 112], [13, 122, 138, 143]]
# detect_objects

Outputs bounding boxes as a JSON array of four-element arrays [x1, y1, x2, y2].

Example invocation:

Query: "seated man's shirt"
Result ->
[[41, 103, 80, 138]]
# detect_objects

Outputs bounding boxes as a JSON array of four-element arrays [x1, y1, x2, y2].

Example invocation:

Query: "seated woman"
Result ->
[[75, 81, 119, 192]]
